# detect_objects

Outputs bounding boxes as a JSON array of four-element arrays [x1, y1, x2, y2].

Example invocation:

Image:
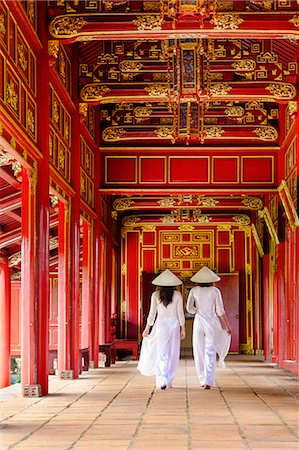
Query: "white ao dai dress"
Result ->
[[137, 290, 185, 389], [186, 286, 231, 387]]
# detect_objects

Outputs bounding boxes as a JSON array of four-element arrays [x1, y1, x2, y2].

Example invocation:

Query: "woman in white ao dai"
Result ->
[[137, 269, 186, 390], [186, 266, 231, 389]]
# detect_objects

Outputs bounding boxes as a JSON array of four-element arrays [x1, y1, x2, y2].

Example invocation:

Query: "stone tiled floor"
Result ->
[[0, 358, 298, 450]]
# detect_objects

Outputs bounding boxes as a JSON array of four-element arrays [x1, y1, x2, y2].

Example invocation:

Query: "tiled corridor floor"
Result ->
[[1, 358, 298, 450]]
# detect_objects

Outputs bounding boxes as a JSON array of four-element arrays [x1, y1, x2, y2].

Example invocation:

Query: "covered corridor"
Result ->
[[1, 357, 298, 450]]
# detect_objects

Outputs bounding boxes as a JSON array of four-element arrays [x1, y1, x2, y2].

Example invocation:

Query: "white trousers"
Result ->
[[192, 315, 216, 387]]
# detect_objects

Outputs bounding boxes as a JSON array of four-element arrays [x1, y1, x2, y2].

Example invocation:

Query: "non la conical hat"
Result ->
[[190, 266, 221, 283], [152, 269, 182, 286]]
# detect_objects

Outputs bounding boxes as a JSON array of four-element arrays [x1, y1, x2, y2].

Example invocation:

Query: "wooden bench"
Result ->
[[98, 343, 113, 367], [111, 339, 138, 361]]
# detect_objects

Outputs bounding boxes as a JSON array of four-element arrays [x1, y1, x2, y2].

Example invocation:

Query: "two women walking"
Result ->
[[137, 266, 231, 390]]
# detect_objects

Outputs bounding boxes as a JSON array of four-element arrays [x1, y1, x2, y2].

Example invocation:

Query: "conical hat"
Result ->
[[152, 269, 182, 286], [190, 266, 221, 283]]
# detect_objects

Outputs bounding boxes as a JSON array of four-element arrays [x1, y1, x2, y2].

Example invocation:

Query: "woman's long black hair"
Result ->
[[159, 286, 175, 307]]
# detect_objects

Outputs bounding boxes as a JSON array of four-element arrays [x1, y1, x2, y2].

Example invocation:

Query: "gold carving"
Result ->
[[254, 126, 278, 141], [258, 207, 279, 244], [79, 103, 88, 117], [178, 224, 195, 231], [27, 110, 35, 134], [193, 213, 211, 223], [48, 40, 59, 58], [209, 83, 232, 96], [121, 263, 127, 276], [133, 15, 163, 31], [233, 215, 250, 225], [216, 1, 233, 11], [80, 85, 111, 101], [142, 224, 156, 231], [102, 127, 126, 142], [210, 14, 244, 30], [0, 14, 6, 36], [133, 106, 152, 118], [289, 15, 299, 27], [242, 197, 263, 209], [288, 101, 297, 116], [144, 84, 168, 96], [204, 126, 224, 138], [58, 148, 65, 168], [9, 251, 22, 267], [50, 195, 59, 208], [265, 83, 296, 99], [17, 44, 28, 71], [6, 80, 18, 111], [158, 198, 176, 207], [225, 106, 244, 117], [10, 137, 16, 150], [232, 60, 255, 71], [278, 179, 299, 230], [119, 60, 143, 72], [175, 246, 198, 257], [197, 196, 219, 207], [217, 224, 231, 231], [122, 215, 140, 226], [154, 127, 174, 138], [49, 16, 87, 37], [113, 198, 135, 211], [251, 224, 264, 257]]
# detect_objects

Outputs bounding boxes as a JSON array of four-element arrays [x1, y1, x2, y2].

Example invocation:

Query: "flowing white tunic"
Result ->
[[186, 286, 231, 386], [137, 290, 185, 388]]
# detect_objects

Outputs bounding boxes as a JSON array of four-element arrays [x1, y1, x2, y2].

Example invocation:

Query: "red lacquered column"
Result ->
[[0, 254, 11, 388], [21, 168, 36, 390], [90, 220, 100, 367], [57, 200, 70, 376], [81, 221, 91, 351]]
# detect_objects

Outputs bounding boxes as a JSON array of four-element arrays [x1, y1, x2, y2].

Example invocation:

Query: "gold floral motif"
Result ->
[[289, 15, 299, 27], [217, 224, 231, 231], [132, 15, 163, 31], [210, 73, 223, 81], [121, 263, 127, 275], [175, 246, 199, 257], [52, 100, 59, 124], [216, 1, 233, 11], [9, 251, 22, 267], [58, 148, 65, 168], [142, 224, 156, 231], [17, 44, 28, 71], [265, 83, 296, 99], [178, 224, 195, 231], [80, 84, 111, 101], [6, 80, 18, 111], [27, 0, 35, 24], [11, 160, 21, 177], [133, 106, 152, 118], [102, 127, 126, 142], [144, 1, 161, 11], [111, 211, 117, 220], [48, 40, 59, 58], [210, 14, 244, 30], [59, 52, 66, 83], [288, 100, 297, 116], [242, 196, 263, 209], [154, 127, 174, 138], [144, 84, 169, 96], [119, 60, 143, 72], [158, 198, 176, 207], [10, 137, 16, 149], [209, 83, 232, 96], [254, 126, 278, 141], [197, 196, 219, 207], [258, 207, 279, 244], [232, 60, 255, 71], [225, 106, 244, 117], [80, 175, 85, 193], [233, 215, 250, 225], [122, 215, 140, 226], [49, 16, 87, 37], [50, 195, 59, 208], [27, 110, 35, 134], [0, 14, 6, 36], [193, 213, 212, 223], [204, 126, 224, 138], [113, 198, 135, 211], [79, 103, 88, 117], [0, 148, 12, 164], [162, 212, 180, 223]]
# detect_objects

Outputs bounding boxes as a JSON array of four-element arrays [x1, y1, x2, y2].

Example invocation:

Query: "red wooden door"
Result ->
[[217, 273, 239, 353]]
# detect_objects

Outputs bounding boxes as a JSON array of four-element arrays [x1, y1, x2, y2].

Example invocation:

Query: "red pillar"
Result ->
[[69, 46, 81, 379], [81, 221, 91, 350], [0, 254, 11, 388], [21, 168, 36, 389], [91, 221, 100, 367], [57, 200, 70, 376], [99, 233, 106, 344], [35, 0, 50, 394], [105, 235, 112, 343]]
